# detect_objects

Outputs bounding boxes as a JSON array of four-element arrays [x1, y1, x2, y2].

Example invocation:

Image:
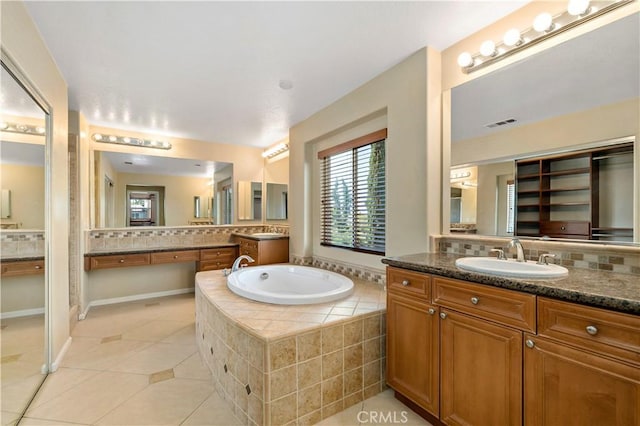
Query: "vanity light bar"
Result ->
[[450, 171, 471, 180], [458, 0, 635, 74], [92, 133, 172, 150], [0, 121, 45, 136], [262, 142, 289, 158]]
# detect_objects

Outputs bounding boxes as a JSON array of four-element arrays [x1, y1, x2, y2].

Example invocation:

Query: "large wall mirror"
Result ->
[[266, 183, 288, 220], [448, 12, 639, 245], [237, 181, 262, 221], [0, 59, 49, 421], [93, 150, 233, 228]]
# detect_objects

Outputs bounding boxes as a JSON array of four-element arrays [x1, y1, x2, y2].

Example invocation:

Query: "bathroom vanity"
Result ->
[[382, 253, 639, 426], [233, 233, 289, 265]]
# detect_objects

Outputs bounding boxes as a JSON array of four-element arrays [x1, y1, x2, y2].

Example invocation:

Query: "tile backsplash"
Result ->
[[437, 235, 640, 276], [0, 230, 45, 259]]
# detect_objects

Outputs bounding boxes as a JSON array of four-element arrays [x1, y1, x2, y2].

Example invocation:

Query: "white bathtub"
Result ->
[[226, 265, 354, 305]]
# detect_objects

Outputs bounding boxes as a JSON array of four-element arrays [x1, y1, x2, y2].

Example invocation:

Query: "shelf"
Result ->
[[541, 186, 590, 193], [516, 174, 540, 180], [517, 190, 539, 195], [516, 221, 539, 225], [541, 167, 591, 177], [541, 202, 590, 207]]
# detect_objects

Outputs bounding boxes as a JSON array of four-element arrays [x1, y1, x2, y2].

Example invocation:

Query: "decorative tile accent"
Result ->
[[0, 231, 45, 258], [149, 368, 175, 384], [437, 235, 640, 276], [100, 335, 122, 344], [311, 256, 386, 286]]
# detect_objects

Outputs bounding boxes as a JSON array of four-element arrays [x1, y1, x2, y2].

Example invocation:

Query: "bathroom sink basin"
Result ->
[[455, 257, 568, 279], [251, 232, 285, 238]]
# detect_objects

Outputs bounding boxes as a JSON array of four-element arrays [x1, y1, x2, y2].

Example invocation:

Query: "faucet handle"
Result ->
[[490, 248, 507, 260], [537, 253, 556, 265]]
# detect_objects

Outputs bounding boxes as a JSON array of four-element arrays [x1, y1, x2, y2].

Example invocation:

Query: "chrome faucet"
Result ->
[[507, 238, 525, 262], [231, 255, 255, 272]]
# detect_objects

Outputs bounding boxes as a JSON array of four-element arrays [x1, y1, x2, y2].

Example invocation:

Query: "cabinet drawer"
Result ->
[[238, 238, 259, 251], [200, 247, 237, 262], [239, 246, 258, 260], [433, 277, 536, 332], [1, 260, 45, 277], [538, 298, 640, 366], [197, 259, 234, 271], [387, 267, 431, 300], [540, 221, 590, 238], [89, 253, 150, 270], [150, 250, 200, 265]]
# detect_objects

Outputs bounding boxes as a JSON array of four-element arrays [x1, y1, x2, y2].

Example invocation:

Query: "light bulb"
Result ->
[[108, 135, 117, 142], [0, 122, 8, 130], [568, 0, 590, 16], [17, 124, 27, 131], [457, 52, 474, 68], [94, 133, 103, 141], [503, 29, 523, 47], [480, 40, 497, 57], [123, 137, 131, 143], [533, 12, 554, 33], [36, 127, 45, 134]]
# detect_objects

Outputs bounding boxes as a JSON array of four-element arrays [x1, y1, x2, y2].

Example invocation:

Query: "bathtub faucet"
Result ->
[[231, 255, 255, 273]]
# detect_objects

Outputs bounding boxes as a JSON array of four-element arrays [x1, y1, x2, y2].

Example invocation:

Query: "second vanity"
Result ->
[[382, 253, 639, 426]]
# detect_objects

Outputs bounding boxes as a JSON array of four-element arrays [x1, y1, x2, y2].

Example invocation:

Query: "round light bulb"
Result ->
[[122, 137, 131, 143], [17, 124, 27, 131], [568, 0, 590, 16], [503, 28, 523, 47], [533, 12, 554, 33], [93, 133, 103, 141], [108, 135, 117, 142], [457, 52, 474, 68], [36, 127, 45, 134], [480, 40, 497, 57], [0, 122, 8, 130]]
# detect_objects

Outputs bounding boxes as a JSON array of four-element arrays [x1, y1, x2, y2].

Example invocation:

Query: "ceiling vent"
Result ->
[[485, 118, 517, 128]]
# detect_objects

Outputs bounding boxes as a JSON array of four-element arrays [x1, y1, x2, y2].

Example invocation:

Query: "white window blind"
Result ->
[[319, 130, 386, 254], [506, 180, 515, 234]]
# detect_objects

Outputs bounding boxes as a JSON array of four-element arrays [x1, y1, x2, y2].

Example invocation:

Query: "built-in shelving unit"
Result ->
[[515, 142, 634, 241]]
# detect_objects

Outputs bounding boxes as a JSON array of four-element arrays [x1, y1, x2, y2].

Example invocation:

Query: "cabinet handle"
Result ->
[[470, 296, 479, 305], [35, 265, 42, 270], [440, 312, 447, 319], [586, 325, 598, 336], [401, 280, 410, 286], [561, 226, 566, 230], [428, 308, 436, 315], [525, 339, 535, 349], [119, 259, 125, 263], [173, 255, 179, 259]]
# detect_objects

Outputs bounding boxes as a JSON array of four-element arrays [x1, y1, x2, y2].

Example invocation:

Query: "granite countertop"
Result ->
[[85, 242, 238, 257], [232, 232, 290, 241], [1, 255, 45, 262], [382, 253, 640, 315]]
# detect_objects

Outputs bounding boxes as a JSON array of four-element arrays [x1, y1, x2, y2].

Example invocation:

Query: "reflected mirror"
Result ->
[[266, 183, 288, 220], [449, 13, 639, 244], [93, 150, 233, 227], [237, 181, 262, 221], [0, 60, 49, 421]]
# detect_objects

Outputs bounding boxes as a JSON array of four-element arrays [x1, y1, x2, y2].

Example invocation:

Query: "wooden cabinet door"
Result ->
[[524, 335, 640, 426], [386, 292, 439, 416], [440, 309, 522, 426]]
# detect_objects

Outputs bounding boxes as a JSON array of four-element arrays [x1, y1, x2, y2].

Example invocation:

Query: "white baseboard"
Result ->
[[0, 307, 45, 320], [50, 336, 72, 372], [81, 287, 195, 318]]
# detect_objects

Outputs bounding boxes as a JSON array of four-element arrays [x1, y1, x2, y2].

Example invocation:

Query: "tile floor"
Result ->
[[6, 293, 430, 426]]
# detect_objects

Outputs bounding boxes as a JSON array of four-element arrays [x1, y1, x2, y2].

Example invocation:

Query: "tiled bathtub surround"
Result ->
[[291, 255, 386, 286], [86, 225, 289, 253], [195, 270, 386, 426], [437, 235, 640, 276], [0, 230, 45, 259]]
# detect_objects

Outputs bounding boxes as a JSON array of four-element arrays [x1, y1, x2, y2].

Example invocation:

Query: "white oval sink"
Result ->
[[455, 257, 568, 278]]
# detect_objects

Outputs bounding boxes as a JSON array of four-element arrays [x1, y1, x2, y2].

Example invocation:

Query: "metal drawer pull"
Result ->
[[525, 339, 535, 349], [35, 265, 42, 269], [427, 308, 436, 315], [470, 296, 479, 305], [173, 255, 179, 259], [401, 280, 410, 286], [440, 312, 447, 319], [119, 259, 125, 263], [586, 325, 598, 336]]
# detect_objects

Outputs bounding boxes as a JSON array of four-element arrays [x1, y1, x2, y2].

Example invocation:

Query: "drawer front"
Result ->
[[433, 277, 536, 332], [540, 221, 590, 237], [239, 246, 259, 261], [89, 253, 150, 270], [238, 238, 259, 252], [1, 260, 45, 277], [198, 259, 234, 271], [200, 247, 237, 262], [387, 267, 431, 300], [538, 298, 640, 366], [150, 250, 200, 265]]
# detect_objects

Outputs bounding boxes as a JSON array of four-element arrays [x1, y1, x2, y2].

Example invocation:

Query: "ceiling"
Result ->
[[24, 1, 528, 148], [1, 65, 47, 119], [452, 12, 640, 142], [100, 151, 231, 178]]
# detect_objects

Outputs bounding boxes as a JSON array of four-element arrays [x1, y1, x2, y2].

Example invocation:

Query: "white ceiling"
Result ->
[[0, 141, 45, 166], [452, 12, 640, 142], [24, 1, 528, 148], [100, 151, 231, 178], [1, 65, 47, 119]]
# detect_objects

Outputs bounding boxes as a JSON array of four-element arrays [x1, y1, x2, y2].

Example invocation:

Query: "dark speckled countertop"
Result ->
[[382, 253, 640, 315], [85, 243, 238, 257]]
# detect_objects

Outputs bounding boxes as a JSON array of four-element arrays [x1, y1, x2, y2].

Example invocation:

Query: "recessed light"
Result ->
[[279, 79, 293, 90]]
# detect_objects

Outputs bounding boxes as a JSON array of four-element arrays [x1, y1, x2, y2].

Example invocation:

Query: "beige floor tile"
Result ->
[[60, 336, 152, 371], [95, 378, 213, 425], [108, 342, 196, 375], [122, 319, 193, 342], [316, 402, 364, 426], [17, 418, 90, 426], [25, 371, 149, 424], [181, 391, 241, 426], [361, 389, 432, 425], [1, 373, 47, 414], [27, 368, 101, 409], [161, 323, 196, 345], [173, 352, 211, 380], [1, 410, 21, 426]]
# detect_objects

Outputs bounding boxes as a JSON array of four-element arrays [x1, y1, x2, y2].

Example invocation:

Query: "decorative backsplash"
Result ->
[[437, 235, 640, 276], [86, 225, 289, 252], [292, 254, 386, 286], [0, 230, 45, 258]]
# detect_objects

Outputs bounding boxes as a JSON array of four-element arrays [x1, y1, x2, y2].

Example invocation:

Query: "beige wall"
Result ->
[[0, 163, 45, 229], [1, 275, 45, 314], [2, 0, 70, 367], [476, 161, 514, 236], [290, 47, 441, 269]]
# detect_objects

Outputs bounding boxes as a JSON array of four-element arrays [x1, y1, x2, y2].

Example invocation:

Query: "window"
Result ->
[[319, 129, 386, 254], [506, 179, 515, 234]]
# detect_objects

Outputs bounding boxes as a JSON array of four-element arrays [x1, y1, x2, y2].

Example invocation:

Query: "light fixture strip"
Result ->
[[262, 142, 289, 158], [92, 133, 172, 150], [460, 0, 634, 74], [0, 121, 46, 135]]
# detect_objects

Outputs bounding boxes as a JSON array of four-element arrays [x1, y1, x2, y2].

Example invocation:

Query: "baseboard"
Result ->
[[0, 307, 45, 320], [50, 336, 73, 372], [83, 287, 195, 317]]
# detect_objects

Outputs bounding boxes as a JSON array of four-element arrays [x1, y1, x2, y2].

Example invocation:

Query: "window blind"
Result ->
[[506, 180, 515, 234], [320, 135, 386, 254]]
